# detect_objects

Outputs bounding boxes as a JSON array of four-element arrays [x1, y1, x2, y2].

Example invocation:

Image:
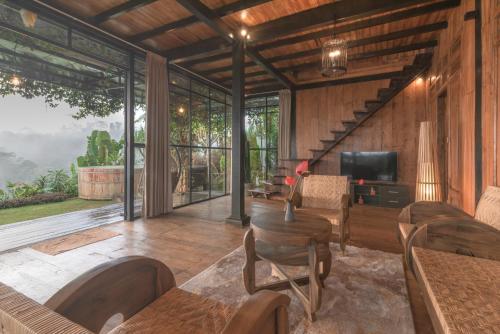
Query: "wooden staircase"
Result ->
[[308, 52, 433, 166]]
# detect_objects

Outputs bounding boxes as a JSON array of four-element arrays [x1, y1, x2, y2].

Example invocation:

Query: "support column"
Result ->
[[124, 53, 135, 221], [226, 37, 250, 226]]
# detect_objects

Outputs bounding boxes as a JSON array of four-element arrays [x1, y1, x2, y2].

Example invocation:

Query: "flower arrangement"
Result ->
[[284, 160, 311, 221]]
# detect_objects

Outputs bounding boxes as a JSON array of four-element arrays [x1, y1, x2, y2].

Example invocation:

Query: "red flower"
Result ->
[[295, 160, 309, 176], [285, 176, 296, 186]]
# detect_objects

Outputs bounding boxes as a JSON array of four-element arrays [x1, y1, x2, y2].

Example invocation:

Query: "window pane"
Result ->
[[191, 94, 209, 146], [210, 101, 225, 147], [210, 88, 225, 103], [226, 105, 232, 148], [170, 71, 189, 89], [192, 80, 209, 97], [267, 150, 278, 178], [191, 148, 209, 201], [170, 91, 190, 145], [249, 149, 266, 185], [172, 147, 190, 207], [246, 111, 266, 149], [210, 149, 225, 197], [226, 149, 231, 194], [267, 112, 278, 149]]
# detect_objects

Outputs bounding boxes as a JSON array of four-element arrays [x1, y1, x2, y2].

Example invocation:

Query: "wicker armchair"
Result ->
[[1, 256, 290, 334], [294, 175, 351, 254]]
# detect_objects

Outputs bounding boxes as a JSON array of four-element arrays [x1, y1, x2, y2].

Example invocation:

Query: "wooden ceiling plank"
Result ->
[[248, 0, 436, 42], [175, 0, 293, 88], [92, 0, 158, 24], [130, 0, 271, 42], [295, 71, 404, 90], [174, 0, 459, 65], [222, 40, 438, 83], [200, 21, 447, 76]]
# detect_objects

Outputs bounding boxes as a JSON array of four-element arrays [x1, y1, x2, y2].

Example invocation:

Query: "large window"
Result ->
[[245, 95, 279, 185], [169, 71, 231, 207]]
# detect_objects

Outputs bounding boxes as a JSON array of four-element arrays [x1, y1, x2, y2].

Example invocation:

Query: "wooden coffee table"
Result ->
[[243, 211, 332, 321]]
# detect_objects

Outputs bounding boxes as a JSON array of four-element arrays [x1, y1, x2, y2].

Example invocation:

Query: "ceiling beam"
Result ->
[[222, 40, 438, 85], [248, 0, 435, 42], [172, 0, 459, 64], [175, 0, 293, 88], [200, 21, 446, 76], [92, 0, 158, 24], [129, 0, 271, 42]]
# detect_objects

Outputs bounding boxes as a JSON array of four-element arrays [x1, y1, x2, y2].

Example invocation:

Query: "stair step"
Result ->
[[377, 88, 395, 100], [365, 100, 382, 109], [273, 174, 286, 178], [320, 139, 336, 144], [277, 166, 287, 170], [342, 120, 358, 130], [353, 111, 369, 120], [330, 130, 346, 139]]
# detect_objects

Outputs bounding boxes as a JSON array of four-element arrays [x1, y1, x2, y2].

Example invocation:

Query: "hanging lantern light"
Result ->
[[321, 37, 348, 77], [20, 9, 37, 28]]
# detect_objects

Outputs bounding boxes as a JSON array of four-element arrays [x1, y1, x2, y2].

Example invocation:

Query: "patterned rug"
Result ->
[[181, 244, 415, 334]]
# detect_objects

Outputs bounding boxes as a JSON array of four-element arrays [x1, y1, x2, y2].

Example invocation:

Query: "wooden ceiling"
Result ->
[[39, 0, 460, 93]]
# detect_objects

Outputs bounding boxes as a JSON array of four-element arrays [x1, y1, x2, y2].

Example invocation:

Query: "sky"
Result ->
[[0, 95, 124, 189]]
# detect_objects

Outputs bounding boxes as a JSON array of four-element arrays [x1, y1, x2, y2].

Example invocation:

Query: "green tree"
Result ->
[[47, 169, 69, 193]]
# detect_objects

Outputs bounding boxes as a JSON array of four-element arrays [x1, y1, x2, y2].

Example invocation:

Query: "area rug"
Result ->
[[31, 228, 121, 255], [181, 244, 415, 334]]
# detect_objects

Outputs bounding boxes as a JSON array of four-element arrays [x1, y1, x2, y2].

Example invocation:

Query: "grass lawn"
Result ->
[[0, 198, 116, 226]]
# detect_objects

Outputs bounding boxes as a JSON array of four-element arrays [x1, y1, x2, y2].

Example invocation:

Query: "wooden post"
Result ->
[[226, 37, 250, 226]]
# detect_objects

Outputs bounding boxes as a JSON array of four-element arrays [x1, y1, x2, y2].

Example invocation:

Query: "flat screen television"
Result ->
[[340, 151, 398, 182]]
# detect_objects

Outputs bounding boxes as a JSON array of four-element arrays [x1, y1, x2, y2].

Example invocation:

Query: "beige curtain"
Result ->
[[144, 52, 172, 217], [278, 89, 291, 160]]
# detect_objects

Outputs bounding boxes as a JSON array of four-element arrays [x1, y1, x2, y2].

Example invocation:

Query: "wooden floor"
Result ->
[[0, 196, 433, 333]]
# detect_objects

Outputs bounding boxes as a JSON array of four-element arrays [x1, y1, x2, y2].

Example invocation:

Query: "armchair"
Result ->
[[294, 175, 351, 254]]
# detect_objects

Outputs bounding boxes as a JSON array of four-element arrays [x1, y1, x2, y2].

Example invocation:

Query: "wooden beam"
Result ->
[[200, 22, 446, 76], [175, 0, 459, 65], [175, 0, 293, 88], [248, 0, 435, 42], [129, 0, 271, 42], [92, 0, 157, 24], [295, 71, 404, 91]]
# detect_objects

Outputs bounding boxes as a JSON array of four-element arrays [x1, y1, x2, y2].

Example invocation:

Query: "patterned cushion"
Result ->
[[301, 175, 349, 210], [475, 186, 500, 231]]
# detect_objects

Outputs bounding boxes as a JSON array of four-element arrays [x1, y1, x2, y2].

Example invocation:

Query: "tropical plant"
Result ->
[[77, 130, 124, 167], [64, 163, 79, 197], [34, 175, 49, 193], [6, 182, 41, 199], [0, 189, 8, 201], [47, 169, 70, 193]]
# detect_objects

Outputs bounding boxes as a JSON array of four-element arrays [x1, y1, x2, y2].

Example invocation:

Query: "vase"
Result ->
[[284, 200, 295, 222]]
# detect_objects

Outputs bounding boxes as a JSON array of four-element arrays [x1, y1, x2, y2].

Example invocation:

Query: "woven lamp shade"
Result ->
[[416, 121, 442, 202]]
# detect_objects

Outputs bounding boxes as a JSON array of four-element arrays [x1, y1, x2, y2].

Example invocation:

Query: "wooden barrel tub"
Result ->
[[78, 166, 143, 200]]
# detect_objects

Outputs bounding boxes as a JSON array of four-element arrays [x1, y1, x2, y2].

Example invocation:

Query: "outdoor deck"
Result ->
[[0, 203, 124, 253]]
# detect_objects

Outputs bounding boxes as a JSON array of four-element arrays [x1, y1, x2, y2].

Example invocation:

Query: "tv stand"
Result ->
[[349, 181, 410, 208]]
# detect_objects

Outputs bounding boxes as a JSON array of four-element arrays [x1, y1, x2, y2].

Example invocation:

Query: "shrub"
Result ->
[[6, 182, 41, 199], [47, 169, 70, 193], [0, 192, 70, 209]]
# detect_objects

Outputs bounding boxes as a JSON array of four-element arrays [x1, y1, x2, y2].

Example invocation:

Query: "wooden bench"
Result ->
[[248, 187, 277, 199], [1, 256, 290, 334]]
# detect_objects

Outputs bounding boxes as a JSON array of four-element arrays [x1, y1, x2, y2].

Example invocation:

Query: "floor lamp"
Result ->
[[416, 121, 442, 202]]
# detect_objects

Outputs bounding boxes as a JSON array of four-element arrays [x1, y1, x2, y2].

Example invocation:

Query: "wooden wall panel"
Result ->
[[295, 80, 427, 201], [482, 0, 500, 191], [427, 0, 476, 214]]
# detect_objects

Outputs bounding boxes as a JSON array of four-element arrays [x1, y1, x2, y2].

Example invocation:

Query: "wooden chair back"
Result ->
[[45, 256, 175, 333], [301, 175, 349, 210], [407, 219, 500, 274], [475, 185, 500, 230]]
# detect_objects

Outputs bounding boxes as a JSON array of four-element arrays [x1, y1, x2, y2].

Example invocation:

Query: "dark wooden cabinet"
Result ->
[[350, 183, 410, 208]]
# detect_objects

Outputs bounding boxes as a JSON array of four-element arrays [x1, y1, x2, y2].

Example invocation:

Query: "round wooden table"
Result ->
[[243, 211, 332, 321]]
